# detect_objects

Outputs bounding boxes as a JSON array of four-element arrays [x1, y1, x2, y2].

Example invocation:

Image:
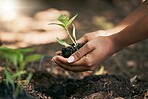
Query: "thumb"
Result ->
[[67, 42, 95, 63]]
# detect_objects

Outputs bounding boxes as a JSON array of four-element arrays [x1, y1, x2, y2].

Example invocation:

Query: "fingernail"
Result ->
[[67, 56, 74, 63]]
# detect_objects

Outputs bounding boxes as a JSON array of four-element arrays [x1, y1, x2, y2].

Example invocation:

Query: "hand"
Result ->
[[54, 30, 108, 56], [76, 30, 112, 44], [52, 36, 117, 72], [76, 28, 121, 44]]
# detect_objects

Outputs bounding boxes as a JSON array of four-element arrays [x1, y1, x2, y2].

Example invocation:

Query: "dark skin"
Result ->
[[52, 1, 148, 72]]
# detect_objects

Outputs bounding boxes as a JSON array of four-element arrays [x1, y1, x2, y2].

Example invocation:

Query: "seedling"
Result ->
[[0, 46, 41, 98], [50, 14, 84, 58], [50, 14, 78, 47]]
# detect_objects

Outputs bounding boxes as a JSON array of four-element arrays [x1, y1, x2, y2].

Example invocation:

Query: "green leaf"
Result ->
[[25, 54, 41, 63], [67, 14, 78, 26], [56, 37, 70, 47], [58, 14, 69, 25], [49, 23, 65, 29], [0, 47, 18, 67], [15, 48, 33, 54], [12, 71, 26, 78], [72, 24, 77, 43], [4, 68, 14, 86], [0, 46, 33, 55], [18, 53, 24, 66], [11, 55, 18, 67], [24, 73, 33, 84]]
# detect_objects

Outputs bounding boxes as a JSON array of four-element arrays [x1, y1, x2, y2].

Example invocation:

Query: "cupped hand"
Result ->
[[52, 36, 117, 72]]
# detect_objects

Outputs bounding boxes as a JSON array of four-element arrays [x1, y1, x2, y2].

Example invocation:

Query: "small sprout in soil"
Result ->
[[50, 14, 84, 58], [0, 46, 41, 98]]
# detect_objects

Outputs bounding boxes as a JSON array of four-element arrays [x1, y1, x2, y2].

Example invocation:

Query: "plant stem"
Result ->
[[15, 75, 21, 97], [15, 63, 22, 97], [15, 84, 21, 97], [65, 28, 77, 46]]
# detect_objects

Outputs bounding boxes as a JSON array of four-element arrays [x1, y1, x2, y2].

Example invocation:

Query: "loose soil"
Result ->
[[61, 43, 83, 58], [23, 71, 148, 99]]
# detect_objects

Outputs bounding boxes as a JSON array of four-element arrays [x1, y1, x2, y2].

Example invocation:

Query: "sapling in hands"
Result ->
[[50, 14, 83, 58], [51, 14, 78, 47]]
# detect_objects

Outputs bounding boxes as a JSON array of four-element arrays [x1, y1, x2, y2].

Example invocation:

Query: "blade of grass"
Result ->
[[12, 71, 26, 78], [4, 68, 13, 85], [24, 73, 33, 84]]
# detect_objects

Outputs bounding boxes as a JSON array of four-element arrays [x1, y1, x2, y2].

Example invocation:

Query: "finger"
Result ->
[[55, 51, 62, 55], [55, 55, 88, 66], [53, 58, 89, 72], [52, 55, 98, 71], [51, 55, 61, 62], [67, 42, 95, 63], [52, 56, 67, 63]]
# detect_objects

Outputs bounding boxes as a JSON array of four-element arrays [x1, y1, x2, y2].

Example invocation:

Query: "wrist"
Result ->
[[107, 35, 125, 55], [96, 25, 127, 37]]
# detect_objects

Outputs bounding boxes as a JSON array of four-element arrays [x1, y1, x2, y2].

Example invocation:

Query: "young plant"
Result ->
[[51, 14, 78, 47], [0, 46, 41, 98], [50, 14, 84, 58]]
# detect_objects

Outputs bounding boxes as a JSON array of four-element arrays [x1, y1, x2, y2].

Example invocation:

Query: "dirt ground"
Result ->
[[0, 0, 148, 92]]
